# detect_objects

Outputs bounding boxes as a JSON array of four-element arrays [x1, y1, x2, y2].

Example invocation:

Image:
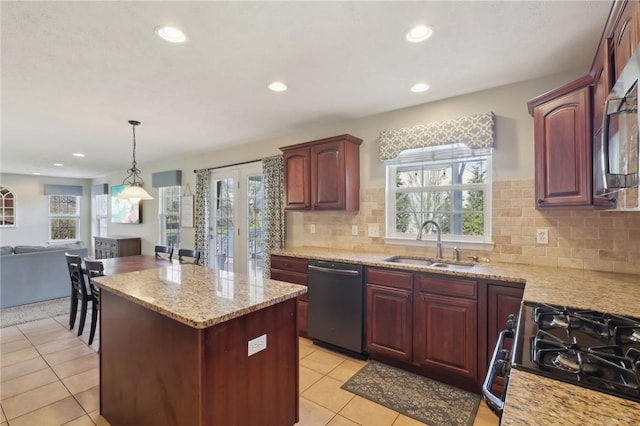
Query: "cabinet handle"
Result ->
[[537, 199, 544, 204], [406, 293, 412, 299], [608, 197, 617, 204]]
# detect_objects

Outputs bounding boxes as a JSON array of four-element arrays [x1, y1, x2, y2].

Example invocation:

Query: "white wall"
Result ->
[[82, 69, 582, 252], [0, 174, 92, 248]]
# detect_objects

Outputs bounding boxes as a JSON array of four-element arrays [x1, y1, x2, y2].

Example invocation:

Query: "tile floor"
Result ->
[[1, 316, 499, 426]]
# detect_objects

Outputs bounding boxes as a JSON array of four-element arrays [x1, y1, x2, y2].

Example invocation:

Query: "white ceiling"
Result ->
[[1, 1, 612, 179]]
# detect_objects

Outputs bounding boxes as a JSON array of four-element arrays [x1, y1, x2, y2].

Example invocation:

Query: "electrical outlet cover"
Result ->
[[536, 228, 549, 244]]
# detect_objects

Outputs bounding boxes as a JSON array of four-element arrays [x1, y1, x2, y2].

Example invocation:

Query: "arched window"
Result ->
[[0, 185, 16, 226]]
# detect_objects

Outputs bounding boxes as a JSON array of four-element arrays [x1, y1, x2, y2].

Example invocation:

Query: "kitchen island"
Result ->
[[93, 263, 307, 426]]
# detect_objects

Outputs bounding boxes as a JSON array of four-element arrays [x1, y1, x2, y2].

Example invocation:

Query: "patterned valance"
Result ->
[[379, 112, 495, 161]]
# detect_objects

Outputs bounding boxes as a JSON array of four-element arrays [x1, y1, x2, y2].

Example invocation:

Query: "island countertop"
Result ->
[[93, 263, 307, 329]]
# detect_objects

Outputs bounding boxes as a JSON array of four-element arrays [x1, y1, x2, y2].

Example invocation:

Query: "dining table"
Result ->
[[99, 254, 179, 275]]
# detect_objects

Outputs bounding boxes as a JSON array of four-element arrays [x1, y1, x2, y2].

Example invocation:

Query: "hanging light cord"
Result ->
[[123, 120, 144, 186]]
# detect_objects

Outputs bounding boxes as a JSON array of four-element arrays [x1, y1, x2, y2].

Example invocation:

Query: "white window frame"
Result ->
[[385, 152, 493, 249], [93, 193, 109, 238], [48, 195, 81, 243], [158, 186, 181, 248], [0, 185, 16, 227]]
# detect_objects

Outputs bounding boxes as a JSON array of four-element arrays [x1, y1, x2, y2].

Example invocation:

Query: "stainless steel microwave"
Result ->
[[597, 49, 640, 207]]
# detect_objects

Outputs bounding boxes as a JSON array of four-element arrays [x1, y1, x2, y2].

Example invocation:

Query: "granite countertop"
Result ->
[[93, 263, 307, 329], [271, 247, 640, 424]]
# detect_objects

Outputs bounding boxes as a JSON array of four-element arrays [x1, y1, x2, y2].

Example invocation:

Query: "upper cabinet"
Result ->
[[612, 0, 640, 81], [529, 77, 593, 208], [280, 134, 362, 211]]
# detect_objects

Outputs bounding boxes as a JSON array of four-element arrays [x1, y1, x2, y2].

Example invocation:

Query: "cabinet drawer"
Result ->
[[271, 255, 308, 274], [417, 274, 477, 299], [271, 269, 308, 285], [366, 268, 413, 290]]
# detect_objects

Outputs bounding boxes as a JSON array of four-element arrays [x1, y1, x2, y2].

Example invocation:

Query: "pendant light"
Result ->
[[117, 120, 154, 202]]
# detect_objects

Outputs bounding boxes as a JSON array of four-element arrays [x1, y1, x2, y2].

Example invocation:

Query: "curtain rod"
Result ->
[[193, 158, 262, 173]]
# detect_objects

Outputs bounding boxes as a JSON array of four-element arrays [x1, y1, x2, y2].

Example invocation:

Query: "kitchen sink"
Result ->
[[383, 256, 475, 269]]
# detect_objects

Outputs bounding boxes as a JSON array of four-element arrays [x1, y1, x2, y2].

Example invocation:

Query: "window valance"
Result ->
[[152, 170, 182, 188], [44, 184, 83, 196], [379, 112, 495, 161]]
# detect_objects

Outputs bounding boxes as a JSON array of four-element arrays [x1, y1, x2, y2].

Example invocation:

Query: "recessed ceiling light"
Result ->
[[411, 83, 430, 93], [155, 26, 187, 43], [268, 81, 288, 92], [53, 163, 64, 167], [32, 172, 41, 175], [72, 153, 85, 157], [406, 25, 433, 43]]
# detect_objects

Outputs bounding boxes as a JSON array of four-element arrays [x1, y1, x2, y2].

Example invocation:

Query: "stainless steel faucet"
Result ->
[[417, 220, 442, 259]]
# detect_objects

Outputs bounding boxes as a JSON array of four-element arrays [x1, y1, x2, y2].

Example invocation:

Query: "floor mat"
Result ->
[[341, 360, 480, 426], [0, 297, 73, 327]]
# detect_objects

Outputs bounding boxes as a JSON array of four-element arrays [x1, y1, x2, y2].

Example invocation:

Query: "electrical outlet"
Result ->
[[248, 334, 267, 356], [536, 228, 549, 245], [367, 224, 379, 237], [310, 224, 316, 234], [351, 225, 358, 236]]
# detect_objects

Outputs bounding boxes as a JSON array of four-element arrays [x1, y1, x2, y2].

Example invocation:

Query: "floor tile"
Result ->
[[51, 353, 99, 379], [0, 347, 40, 368], [61, 367, 99, 395], [42, 344, 95, 366], [1, 381, 71, 420], [1, 338, 32, 355], [302, 376, 355, 413], [35, 335, 85, 355], [8, 396, 85, 426], [0, 367, 59, 400], [300, 342, 318, 359], [0, 327, 25, 343], [327, 415, 361, 425], [392, 414, 427, 425], [62, 414, 96, 425], [300, 348, 346, 375], [17, 318, 61, 332], [299, 366, 323, 394], [339, 395, 399, 426], [296, 397, 335, 426], [0, 356, 48, 383], [0, 406, 5, 422], [73, 385, 99, 412], [473, 401, 499, 426], [28, 328, 75, 346], [89, 410, 111, 425], [327, 358, 366, 383]]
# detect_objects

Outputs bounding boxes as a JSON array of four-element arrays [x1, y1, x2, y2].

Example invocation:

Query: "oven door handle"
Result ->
[[482, 329, 513, 417]]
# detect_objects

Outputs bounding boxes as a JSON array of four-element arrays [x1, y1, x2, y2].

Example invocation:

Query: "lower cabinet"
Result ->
[[366, 268, 413, 361], [270, 255, 309, 337]]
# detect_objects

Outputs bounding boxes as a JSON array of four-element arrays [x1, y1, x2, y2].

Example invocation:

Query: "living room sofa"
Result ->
[[0, 243, 88, 308]]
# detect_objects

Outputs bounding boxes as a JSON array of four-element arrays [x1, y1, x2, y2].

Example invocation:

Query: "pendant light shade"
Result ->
[[118, 120, 154, 201]]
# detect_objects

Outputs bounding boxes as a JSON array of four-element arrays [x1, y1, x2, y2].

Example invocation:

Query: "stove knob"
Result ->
[[496, 359, 510, 375], [505, 314, 516, 331]]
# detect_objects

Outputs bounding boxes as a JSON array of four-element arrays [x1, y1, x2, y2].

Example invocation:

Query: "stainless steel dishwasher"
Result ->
[[308, 260, 365, 356]]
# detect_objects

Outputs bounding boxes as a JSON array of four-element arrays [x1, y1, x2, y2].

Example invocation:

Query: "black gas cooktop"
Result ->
[[511, 301, 640, 403]]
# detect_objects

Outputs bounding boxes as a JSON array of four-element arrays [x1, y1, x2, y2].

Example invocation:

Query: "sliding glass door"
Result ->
[[209, 163, 264, 276]]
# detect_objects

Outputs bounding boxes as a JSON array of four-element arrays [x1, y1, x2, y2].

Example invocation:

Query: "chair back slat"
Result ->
[[65, 253, 89, 297], [155, 245, 173, 261], [84, 258, 104, 300], [178, 248, 201, 264]]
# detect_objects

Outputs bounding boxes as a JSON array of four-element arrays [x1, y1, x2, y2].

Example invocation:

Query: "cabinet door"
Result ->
[[298, 299, 309, 338], [534, 85, 592, 207], [613, 1, 639, 81], [311, 141, 345, 210], [283, 148, 311, 210], [414, 292, 477, 381], [366, 284, 413, 361]]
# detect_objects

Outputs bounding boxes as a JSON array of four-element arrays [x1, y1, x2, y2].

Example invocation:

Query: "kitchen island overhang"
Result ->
[[94, 264, 307, 426]]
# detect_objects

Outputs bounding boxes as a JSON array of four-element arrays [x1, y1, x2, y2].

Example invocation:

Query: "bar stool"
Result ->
[[178, 248, 200, 264], [83, 258, 104, 346], [65, 253, 90, 336], [154, 245, 173, 260]]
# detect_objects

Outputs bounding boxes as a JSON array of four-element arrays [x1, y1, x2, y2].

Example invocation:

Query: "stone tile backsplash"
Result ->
[[295, 180, 640, 274]]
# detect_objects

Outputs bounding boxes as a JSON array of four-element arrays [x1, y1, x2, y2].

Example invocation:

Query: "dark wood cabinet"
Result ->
[[281, 134, 362, 211], [94, 236, 141, 259], [612, 0, 640, 81], [530, 78, 593, 208], [270, 255, 309, 337], [415, 274, 478, 382]]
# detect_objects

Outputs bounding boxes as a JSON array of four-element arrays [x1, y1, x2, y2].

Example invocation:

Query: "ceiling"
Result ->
[[1, 1, 612, 179]]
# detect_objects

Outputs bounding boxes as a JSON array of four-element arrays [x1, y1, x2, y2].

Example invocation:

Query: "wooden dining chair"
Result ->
[[65, 253, 90, 336], [83, 258, 104, 346], [154, 245, 173, 261], [178, 248, 201, 264]]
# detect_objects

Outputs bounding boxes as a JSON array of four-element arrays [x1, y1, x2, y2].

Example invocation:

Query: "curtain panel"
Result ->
[[194, 169, 210, 267], [379, 112, 495, 161], [262, 155, 285, 278]]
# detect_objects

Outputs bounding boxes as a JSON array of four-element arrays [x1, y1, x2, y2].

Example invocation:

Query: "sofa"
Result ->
[[0, 243, 88, 308]]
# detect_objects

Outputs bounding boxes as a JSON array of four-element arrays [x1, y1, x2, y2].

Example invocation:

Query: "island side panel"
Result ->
[[202, 297, 299, 425], [100, 290, 203, 426]]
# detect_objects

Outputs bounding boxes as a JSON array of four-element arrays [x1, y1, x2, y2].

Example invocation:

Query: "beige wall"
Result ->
[[84, 67, 640, 274]]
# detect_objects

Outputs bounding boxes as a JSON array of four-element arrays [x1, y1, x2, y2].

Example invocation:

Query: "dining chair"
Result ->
[[178, 248, 201, 264], [154, 245, 173, 261], [83, 258, 104, 346], [65, 253, 90, 336]]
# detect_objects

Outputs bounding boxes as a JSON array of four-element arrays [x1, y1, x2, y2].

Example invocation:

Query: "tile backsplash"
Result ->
[[295, 179, 640, 275]]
